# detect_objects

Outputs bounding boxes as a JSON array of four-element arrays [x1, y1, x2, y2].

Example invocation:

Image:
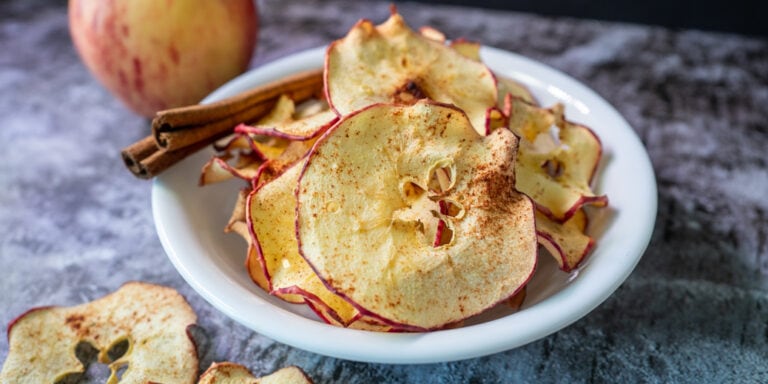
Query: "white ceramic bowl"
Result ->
[[152, 46, 657, 364]]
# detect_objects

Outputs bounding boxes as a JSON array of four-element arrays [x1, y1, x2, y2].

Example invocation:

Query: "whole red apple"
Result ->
[[69, 0, 258, 117]]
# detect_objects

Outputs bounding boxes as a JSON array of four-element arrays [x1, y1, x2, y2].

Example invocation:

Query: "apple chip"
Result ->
[[296, 101, 537, 330], [235, 95, 337, 141], [200, 94, 335, 187], [244, 240, 271, 293], [448, 39, 536, 107], [450, 38, 482, 61], [248, 159, 358, 324], [0, 282, 198, 383], [419, 25, 447, 43], [199, 133, 268, 186], [325, 10, 497, 135], [497, 75, 536, 106], [198, 362, 313, 384], [200, 155, 265, 186], [506, 95, 607, 221], [222, 187, 273, 293], [259, 139, 317, 183], [536, 209, 595, 271]]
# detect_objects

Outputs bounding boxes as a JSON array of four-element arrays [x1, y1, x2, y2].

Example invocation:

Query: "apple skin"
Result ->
[[69, 0, 258, 117]]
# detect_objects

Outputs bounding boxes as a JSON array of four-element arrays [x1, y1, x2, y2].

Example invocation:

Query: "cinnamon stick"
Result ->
[[153, 68, 323, 152], [121, 136, 156, 178], [120, 136, 157, 176], [120, 67, 324, 180], [121, 136, 210, 180]]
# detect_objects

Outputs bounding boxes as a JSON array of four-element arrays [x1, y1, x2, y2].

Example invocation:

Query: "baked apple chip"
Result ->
[[0, 282, 198, 383], [506, 95, 607, 221], [248, 159, 358, 325], [256, 139, 317, 186], [536, 209, 595, 272], [296, 101, 537, 330], [325, 10, 497, 135], [200, 95, 335, 187], [198, 362, 313, 384], [234, 95, 337, 141], [497, 75, 536, 106], [450, 38, 482, 61], [448, 39, 536, 107]]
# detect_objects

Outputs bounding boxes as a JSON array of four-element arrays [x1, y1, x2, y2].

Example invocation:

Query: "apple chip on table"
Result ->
[[0, 281, 319, 383], [198, 362, 313, 384], [0, 282, 198, 384], [201, 9, 609, 331]]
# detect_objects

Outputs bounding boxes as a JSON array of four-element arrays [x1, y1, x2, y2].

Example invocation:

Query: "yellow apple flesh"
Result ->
[[69, 0, 258, 117]]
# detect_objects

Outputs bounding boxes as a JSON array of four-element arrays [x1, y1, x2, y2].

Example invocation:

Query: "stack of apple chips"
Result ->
[[200, 10, 607, 331]]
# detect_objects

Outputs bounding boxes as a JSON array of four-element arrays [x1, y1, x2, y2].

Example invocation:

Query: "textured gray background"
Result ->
[[1, 0, 767, 383]]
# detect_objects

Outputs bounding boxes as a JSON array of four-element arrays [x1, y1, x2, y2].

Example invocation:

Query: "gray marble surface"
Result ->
[[1, 0, 767, 383]]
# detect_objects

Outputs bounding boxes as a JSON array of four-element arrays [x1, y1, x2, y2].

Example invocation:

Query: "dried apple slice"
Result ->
[[419, 25, 446, 43], [450, 38, 482, 61], [222, 188, 273, 292], [233, 95, 297, 160], [257, 94, 296, 126], [225, 188, 251, 236], [199, 155, 264, 186], [234, 98, 337, 141], [201, 95, 335, 187], [296, 101, 537, 330], [325, 11, 497, 135], [497, 75, 536, 106], [506, 95, 607, 221], [248, 159, 358, 324], [0, 282, 198, 383], [257, 139, 317, 186], [199, 133, 268, 186], [448, 39, 536, 107], [536, 209, 595, 272], [198, 362, 313, 384], [244, 239, 271, 293]]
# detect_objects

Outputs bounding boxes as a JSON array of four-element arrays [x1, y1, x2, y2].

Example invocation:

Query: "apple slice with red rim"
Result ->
[[247, 159, 358, 325], [505, 95, 607, 222], [296, 100, 537, 330], [234, 95, 337, 141], [536, 209, 595, 272], [199, 363, 314, 384], [324, 10, 497, 136], [0, 282, 198, 383], [199, 95, 335, 187], [448, 39, 536, 107]]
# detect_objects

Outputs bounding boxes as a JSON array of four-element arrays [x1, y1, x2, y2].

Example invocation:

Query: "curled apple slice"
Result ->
[[0, 282, 198, 383], [199, 155, 264, 186], [536, 209, 595, 272], [325, 11, 497, 135], [450, 38, 482, 61], [419, 25, 447, 43], [201, 95, 335, 187], [248, 159, 358, 324], [198, 362, 314, 384], [497, 75, 536, 106], [448, 39, 536, 107], [256, 139, 317, 186], [506, 95, 607, 221], [296, 101, 537, 330], [235, 95, 337, 141]]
